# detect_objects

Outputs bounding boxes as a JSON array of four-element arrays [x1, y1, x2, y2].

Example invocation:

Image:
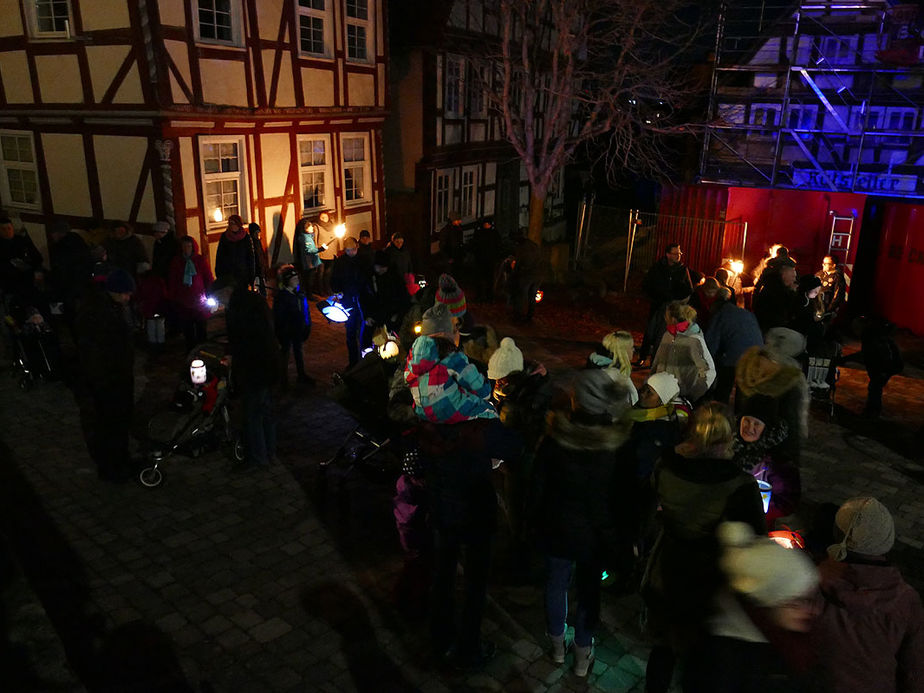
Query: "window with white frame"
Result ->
[[24, 0, 73, 38], [0, 131, 39, 209], [297, 0, 332, 57], [341, 134, 371, 206], [434, 170, 452, 228], [444, 56, 464, 118], [200, 137, 248, 228], [460, 166, 477, 219], [196, 0, 242, 46], [345, 0, 370, 62], [297, 135, 332, 212]]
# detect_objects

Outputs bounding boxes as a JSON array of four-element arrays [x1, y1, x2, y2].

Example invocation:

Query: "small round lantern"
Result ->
[[190, 359, 208, 385]]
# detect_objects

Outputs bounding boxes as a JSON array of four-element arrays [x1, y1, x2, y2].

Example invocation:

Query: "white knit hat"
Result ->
[[646, 372, 680, 405], [827, 497, 895, 561], [488, 337, 524, 380], [718, 522, 818, 607]]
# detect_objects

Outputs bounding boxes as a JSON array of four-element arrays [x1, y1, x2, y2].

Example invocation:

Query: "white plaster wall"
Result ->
[[42, 134, 92, 217], [94, 135, 150, 221], [35, 54, 83, 103], [0, 52, 32, 103]]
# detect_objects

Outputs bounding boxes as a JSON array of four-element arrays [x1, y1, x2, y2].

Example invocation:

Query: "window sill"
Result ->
[[195, 39, 246, 51], [343, 199, 372, 209]]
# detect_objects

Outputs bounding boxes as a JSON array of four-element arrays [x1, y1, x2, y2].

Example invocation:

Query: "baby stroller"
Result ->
[[2, 293, 60, 389], [323, 350, 416, 479], [139, 342, 243, 487]]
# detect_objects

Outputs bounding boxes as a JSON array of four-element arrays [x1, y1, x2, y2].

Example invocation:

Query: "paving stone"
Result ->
[[251, 616, 293, 643], [201, 614, 234, 636]]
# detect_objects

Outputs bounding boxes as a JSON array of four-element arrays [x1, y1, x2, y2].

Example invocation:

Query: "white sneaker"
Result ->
[[573, 640, 595, 677]]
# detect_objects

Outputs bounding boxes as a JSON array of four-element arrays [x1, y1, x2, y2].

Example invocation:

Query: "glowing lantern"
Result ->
[[757, 480, 772, 514], [212, 208, 224, 223], [316, 295, 351, 323], [731, 260, 744, 275], [334, 223, 346, 239], [413, 323, 422, 335], [379, 340, 400, 359], [190, 359, 207, 385], [534, 289, 544, 303], [769, 529, 805, 550]]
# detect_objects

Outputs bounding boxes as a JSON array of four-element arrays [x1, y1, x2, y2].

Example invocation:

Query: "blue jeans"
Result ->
[[545, 555, 600, 647], [242, 387, 275, 466]]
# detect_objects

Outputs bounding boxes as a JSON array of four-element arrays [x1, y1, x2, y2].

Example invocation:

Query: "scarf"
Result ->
[[183, 255, 197, 287], [666, 320, 690, 336], [626, 403, 676, 423], [225, 226, 247, 242], [732, 420, 789, 472]]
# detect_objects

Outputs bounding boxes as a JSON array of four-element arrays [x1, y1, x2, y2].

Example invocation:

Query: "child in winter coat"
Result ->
[[651, 301, 716, 403], [273, 264, 313, 385]]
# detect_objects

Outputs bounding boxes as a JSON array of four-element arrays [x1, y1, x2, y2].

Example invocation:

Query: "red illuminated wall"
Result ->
[[725, 188, 867, 278], [874, 202, 924, 334]]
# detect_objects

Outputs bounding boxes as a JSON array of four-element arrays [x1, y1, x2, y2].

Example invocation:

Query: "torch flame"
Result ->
[[334, 223, 346, 239]]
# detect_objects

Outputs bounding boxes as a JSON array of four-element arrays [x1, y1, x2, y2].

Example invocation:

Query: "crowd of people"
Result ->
[[2, 211, 922, 690]]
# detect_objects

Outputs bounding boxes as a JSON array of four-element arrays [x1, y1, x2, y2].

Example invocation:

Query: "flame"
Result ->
[[334, 223, 346, 239]]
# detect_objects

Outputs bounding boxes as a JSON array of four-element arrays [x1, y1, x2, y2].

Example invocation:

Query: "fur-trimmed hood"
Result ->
[[545, 410, 631, 451], [735, 346, 804, 398]]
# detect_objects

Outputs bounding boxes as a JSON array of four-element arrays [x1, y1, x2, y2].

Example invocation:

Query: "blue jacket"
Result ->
[[705, 302, 764, 368]]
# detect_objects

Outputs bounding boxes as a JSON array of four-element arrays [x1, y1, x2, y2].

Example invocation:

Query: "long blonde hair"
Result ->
[[665, 300, 698, 326], [602, 330, 634, 376]]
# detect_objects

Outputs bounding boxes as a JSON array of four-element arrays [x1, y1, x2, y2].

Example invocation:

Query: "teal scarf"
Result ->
[[183, 256, 197, 287]]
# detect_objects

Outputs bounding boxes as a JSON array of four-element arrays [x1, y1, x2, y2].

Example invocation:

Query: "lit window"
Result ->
[[25, 0, 73, 38], [0, 132, 40, 209], [298, 135, 332, 212], [460, 166, 477, 219], [341, 134, 371, 206], [297, 0, 331, 57], [197, 0, 241, 45], [345, 0, 371, 63], [200, 138, 248, 228], [445, 56, 464, 117]]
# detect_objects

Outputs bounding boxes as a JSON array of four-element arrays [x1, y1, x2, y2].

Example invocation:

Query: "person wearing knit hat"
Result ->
[[684, 522, 819, 691], [435, 273, 467, 318], [645, 372, 680, 407], [105, 268, 136, 298], [420, 302, 454, 340], [487, 337, 524, 381], [215, 212, 256, 287], [811, 496, 924, 693]]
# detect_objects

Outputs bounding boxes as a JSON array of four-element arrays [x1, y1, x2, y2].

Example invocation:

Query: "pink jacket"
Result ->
[[812, 558, 924, 693]]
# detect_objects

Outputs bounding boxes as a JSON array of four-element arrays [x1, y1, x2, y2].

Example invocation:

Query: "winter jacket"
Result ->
[[644, 447, 766, 624], [226, 288, 280, 393], [651, 323, 716, 402], [811, 558, 924, 693], [416, 418, 522, 535], [753, 282, 799, 333], [49, 231, 92, 301], [384, 242, 413, 279], [404, 335, 497, 424], [315, 220, 338, 261], [642, 257, 698, 305], [293, 219, 320, 271], [330, 252, 366, 310], [76, 286, 134, 395], [706, 301, 764, 368], [0, 232, 43, 296], [534, 411, 633, 563], [136, 273, 167, 320], [361, 269, 409, 327], [103, 233, 148, 276], [215, 229, 256, 284], [816, 268, 846, 315], [735, 347, 809, 456], [152, 232, 179, 279], [494, 366, 552, 446], [166, 240, 213, 321], [273, 287, 311, 344]]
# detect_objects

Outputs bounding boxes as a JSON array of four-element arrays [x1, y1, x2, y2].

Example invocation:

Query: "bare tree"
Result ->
[[486, 0, 709, 244]]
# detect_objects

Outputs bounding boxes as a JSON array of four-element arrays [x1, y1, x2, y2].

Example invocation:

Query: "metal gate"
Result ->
[[573, 202, 748, 291]]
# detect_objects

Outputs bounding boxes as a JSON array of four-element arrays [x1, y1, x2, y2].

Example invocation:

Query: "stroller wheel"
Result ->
[[139, 467, 163, 488], [228, 435, 246, 463]]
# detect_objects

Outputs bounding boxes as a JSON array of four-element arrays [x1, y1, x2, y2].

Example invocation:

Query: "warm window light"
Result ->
[[731, 260, 744, 275], [334, 223, 346, 239], [212, 208, 224, 223]]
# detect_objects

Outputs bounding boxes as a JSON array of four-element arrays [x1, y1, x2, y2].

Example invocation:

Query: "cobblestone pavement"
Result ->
[[2, 289, 923, 692]]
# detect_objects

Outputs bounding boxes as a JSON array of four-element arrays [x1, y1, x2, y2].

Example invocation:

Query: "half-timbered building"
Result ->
[[383, 0, 566, 259], [0, 0, 387, 267]]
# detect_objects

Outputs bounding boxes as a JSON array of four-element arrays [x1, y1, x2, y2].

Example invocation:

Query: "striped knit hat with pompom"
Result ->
[[435, 273, 467, 317]]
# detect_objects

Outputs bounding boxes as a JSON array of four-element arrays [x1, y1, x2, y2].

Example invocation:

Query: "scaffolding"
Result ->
[[700, 0, 924, 198]]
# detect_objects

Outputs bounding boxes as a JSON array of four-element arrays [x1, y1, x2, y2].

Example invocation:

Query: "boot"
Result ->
[[574, 639, 595, 677], [549, 629, 569, 664]]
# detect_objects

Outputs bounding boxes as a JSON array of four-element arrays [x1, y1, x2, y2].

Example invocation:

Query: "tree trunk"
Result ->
[[527, 192, 545, 246]]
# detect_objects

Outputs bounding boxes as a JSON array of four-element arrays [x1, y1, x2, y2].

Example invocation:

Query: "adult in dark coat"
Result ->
[[417, 418, 522, 669], [249, 222, 268, 295], [438, 213, 464, 272], [753, 258, 799, 333], [361, 251, 409, 338], [705, 290, 764, 402], [471, 218, 500, 302], [510, 232, 542, 322], [384, 232, 414, 295], [76, 269, 136, 482], [535, 371, 634, 676], [151, 221, 179, 280], [221, 278, 280, 468], [639, 244, 700, 363], [47, 220, 92, 326], [356, 229, 375, 279], [166, 236, 213, 350], [0, 216, 43, 298], [643, 403, 766, 693], [214, 214, 255, 286], [330, 237, 367, 367], [103, 222, 148, 278]]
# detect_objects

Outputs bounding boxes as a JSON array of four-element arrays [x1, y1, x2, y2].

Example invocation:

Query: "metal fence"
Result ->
[[574, 202, 748, 291]]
